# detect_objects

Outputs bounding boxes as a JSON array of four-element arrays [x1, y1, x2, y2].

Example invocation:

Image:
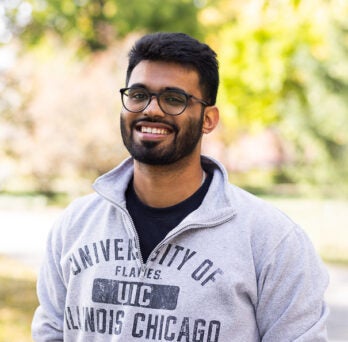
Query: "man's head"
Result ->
[[126, 32, 219, 106], [120, 33, 219, 166]]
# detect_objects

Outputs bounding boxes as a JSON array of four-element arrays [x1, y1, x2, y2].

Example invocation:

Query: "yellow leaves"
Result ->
[[103, 1, 118, 18], [216, 25, 287, 127], [61, 0, 75, 15], [77, 15, 92, 34], [205, 0, 342, 135]]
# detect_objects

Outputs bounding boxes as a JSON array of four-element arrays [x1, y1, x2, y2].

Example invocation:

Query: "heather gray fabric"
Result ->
[[32, 156, 329, 341]]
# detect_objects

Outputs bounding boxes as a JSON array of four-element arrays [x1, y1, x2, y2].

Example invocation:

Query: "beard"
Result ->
[[120, 114, 204, 165]]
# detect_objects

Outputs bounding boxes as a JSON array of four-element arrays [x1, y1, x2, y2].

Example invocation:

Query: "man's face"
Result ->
[[120, 61, 205, 165]]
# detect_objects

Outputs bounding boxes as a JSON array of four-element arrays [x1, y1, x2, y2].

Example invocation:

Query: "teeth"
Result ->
[[141, 126, 169, 135]]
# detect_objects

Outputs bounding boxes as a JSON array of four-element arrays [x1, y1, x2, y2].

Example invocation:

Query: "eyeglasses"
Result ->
[[120, 87, 209, 116]]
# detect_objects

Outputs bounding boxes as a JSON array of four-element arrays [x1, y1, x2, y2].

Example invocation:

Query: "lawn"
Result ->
[[0, 256, 38, 342]]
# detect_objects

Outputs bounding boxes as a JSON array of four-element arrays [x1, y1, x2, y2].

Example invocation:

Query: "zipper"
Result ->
[[120, 208, 146, 270], [93, 190, 146, 269]]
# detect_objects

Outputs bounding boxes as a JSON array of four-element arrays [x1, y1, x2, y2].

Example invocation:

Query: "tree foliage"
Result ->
[[1, 0, 348, 195], [14, 0, 203, 51], [202, 0, 348, 189], [0, 41, 129, 194], [0, 1, 204, 193]]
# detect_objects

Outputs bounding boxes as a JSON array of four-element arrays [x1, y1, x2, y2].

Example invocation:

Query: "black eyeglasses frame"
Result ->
[[119, 87, 210, 116]]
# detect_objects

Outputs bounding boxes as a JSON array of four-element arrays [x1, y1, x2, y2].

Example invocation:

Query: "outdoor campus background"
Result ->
[[1, 0, 348, 198], [2, 0, 348, 257], [0, 0, 348, 340]]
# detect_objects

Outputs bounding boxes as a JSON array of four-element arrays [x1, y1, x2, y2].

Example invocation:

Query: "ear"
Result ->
[[202, 106, 219, 134]]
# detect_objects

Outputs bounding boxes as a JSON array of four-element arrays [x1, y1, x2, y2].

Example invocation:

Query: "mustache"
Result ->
[[131, 117, 178, 133]]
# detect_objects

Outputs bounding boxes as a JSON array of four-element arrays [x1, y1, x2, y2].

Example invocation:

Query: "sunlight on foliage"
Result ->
[[203, 0, 348, 189], [1, 0, 348, 194]]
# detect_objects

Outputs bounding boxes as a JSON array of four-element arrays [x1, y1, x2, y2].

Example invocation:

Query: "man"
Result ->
[[32, 32, 329, 341]]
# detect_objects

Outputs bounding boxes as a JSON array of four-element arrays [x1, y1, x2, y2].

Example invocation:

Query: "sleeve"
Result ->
[[256, 226, 329, 341], [31, 216, 67, 341]]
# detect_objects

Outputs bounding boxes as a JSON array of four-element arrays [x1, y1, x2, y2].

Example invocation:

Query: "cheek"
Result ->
[[180, 115, 203, 134], [120, 114, 131, 138], [120, 112, 134, 129]]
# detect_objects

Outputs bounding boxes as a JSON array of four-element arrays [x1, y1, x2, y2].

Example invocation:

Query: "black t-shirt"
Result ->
[[125, 172, 212, 262]]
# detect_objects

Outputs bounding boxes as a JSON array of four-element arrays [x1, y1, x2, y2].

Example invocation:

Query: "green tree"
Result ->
[[11, 0, 203, 51], [2, 0, 348, 195], [202, 0, 348, 191], [0, 0, 205, 194]]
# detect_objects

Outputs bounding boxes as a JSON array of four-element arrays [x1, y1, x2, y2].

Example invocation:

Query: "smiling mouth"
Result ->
[[140, 126, 170, 135]]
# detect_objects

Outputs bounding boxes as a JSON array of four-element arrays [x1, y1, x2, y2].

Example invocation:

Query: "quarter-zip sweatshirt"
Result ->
[[32, 156, 329, 341]]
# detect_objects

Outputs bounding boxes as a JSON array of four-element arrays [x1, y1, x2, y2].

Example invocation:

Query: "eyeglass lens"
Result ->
[[122, 88, 188, 115]]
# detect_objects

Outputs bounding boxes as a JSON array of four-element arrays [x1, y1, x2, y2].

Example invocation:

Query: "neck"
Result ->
[[132, 155, 205, 208]]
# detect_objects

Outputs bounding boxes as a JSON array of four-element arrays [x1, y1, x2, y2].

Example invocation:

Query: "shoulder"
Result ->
[[49, 192, 108, 239], [228, 185, 309, 266], [230, 184, 295, 228], [65, 192, 106, 214]]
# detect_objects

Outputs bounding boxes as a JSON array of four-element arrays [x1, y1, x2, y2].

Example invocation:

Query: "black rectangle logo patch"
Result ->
[[92, 278, 180, 310]]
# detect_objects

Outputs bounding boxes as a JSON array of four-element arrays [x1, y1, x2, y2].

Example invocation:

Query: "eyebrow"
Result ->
[[129, 83, 187, 93], [129, 83, 146, 89]]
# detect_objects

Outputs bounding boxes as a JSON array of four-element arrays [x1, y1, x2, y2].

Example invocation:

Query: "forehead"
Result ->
[[128, 60, 200, 93]]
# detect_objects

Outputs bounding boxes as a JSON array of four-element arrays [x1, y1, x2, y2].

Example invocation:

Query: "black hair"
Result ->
[[126, 32, 219, 105]]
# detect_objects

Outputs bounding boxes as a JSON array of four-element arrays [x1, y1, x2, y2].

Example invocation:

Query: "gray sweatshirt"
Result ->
[[32, 156, 329, 341]]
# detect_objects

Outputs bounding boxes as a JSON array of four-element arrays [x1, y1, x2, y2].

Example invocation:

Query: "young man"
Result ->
[[32, 32, 329, 341]]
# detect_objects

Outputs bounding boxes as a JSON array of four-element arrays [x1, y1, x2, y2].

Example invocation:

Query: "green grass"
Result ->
[[0, 256, 38, 342]]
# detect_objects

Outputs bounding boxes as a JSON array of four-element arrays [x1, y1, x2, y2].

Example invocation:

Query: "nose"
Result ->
[[143, 95, 165, 117]]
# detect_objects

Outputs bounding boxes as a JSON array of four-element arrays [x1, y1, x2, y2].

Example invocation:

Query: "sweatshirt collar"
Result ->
[[92, 156, 236, 223]]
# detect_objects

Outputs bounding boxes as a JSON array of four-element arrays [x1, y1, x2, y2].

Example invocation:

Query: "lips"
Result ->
[[134, 120, 176, 136], [140, 126, 170, 135]]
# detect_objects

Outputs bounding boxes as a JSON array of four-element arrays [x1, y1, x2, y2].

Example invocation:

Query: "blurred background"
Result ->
[[0, 0, 347, 341]]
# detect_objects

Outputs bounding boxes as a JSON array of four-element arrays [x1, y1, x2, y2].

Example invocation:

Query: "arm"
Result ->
[[256, 226, 329, 341], [32, 218, 66, 341]]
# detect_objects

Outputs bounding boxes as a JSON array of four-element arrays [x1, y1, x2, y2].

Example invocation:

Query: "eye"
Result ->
[[162, 92, 186, 106], [128, 88, 149, 101]]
